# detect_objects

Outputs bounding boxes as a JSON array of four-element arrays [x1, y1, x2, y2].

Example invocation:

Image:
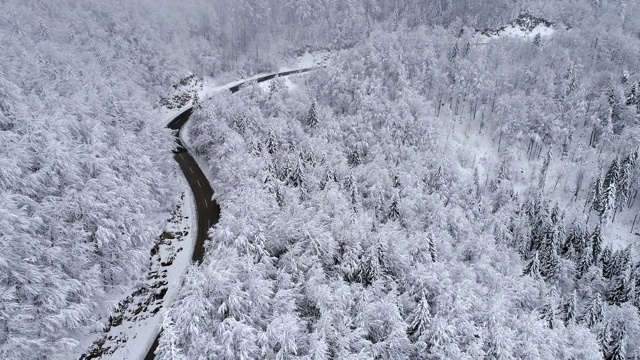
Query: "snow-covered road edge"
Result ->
[[111, 177, 197, 360]]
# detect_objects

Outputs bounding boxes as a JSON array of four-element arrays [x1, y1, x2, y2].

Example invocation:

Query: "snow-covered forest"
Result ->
[[3, 0, 640, 359]]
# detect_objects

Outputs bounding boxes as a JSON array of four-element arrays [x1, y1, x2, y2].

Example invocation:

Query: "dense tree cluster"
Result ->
[[5, 0, 640, 358], [163, 1, 640, 358], [0, 1, 187, 358], [3, 0, 453, 357]]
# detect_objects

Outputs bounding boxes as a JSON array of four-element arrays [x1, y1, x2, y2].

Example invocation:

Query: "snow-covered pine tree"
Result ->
[[540, 301, 556, 329], [430, 165, 444, 192], [307, 100, 318, 129], [344, 173, 359, 207], [540, 228, 559, 278], [561, 222, 583, 259], [601, 246, 615, 278], [388, 197, 400, 221], [275, 185, 284, 207], [192, 91, 201, 111], [533, 33, 542, 47], [626, 83, 637, 106], [633, 265, 640, 309], [601, 181, 617, 222], [590, 173, 605, 214], [408, 289, 431, 340], [590, 225, 603, 265], [563, 290, 577, 325], [289, 158, 305, 187], [449, 43, 458, 63], [604, 327, 627, 360], [523, 251, 542, 278], [618, 151, 637, 210], [349, 147, 362, 166], [473, 166, 481, 198], [266, 129, 278, 155], [427, 232, 437, 263], [462, 41, 471, 57], [576, 242, 593, 279], [606, 275, 630, 305], [582, 293, 603, 328], [600, 157, 620, 219]]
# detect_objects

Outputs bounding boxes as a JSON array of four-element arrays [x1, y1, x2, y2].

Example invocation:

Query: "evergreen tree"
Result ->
[[523, 251, 542, 278], [613, 248, 632, 275], [349, 147, 362, 166], [408, 289, 431, 339], [393, 174, 401, 188], [604, 328, 627, 360], [635, 83, 640, 114], [603, 158, 620, 191], [602, 247, 615, 278], [346, 173, 359, 206], [320, 168, 333, 191], [307, 100, 318, 129], [562, 222, 584, 259], [601, 181, 617, 222], [430, 165, 444, 191], [563, 290, 577, 326], [533, 33, 542, 47], [576, 243, 593, 279], [540, 302, 556, 329], [618, 151, 637, 209], [266, 129, 278, 155], [449, 43, 458, 63], [590, 173, 605, 214], [462, 41, 471, 57], [606, 276, 630, 305], [608, 88, 617, 106], [590, 225, 603, 265], [582, 294, 603, 328], [633, 265, 640, 309], [192, 92, 201, 110], [275, 185, 284, 207], [289, 158, 305, 187], [388, 197, 400, 221], [473, 166, 481, 198], [428, 232, 437, 263], [626, 83, 637, 105], [540, 229, 559, 278], [550, 204, 562, 225]]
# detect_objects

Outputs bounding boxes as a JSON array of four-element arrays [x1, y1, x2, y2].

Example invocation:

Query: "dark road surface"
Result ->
[[143, 67, 315, 360]]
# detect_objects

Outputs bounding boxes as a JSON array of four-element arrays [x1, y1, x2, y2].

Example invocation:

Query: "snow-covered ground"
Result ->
[[477, 23, 555, 41], [440, 96, 639, 258], [77, 181, 196, 360], [475, 14, 556, 42]]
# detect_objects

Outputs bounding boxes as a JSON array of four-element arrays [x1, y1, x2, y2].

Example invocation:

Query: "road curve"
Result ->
[[144, 66, 316, 360]]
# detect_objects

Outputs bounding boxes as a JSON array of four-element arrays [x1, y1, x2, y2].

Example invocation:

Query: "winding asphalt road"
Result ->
[[143, 67, 315, 360]]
